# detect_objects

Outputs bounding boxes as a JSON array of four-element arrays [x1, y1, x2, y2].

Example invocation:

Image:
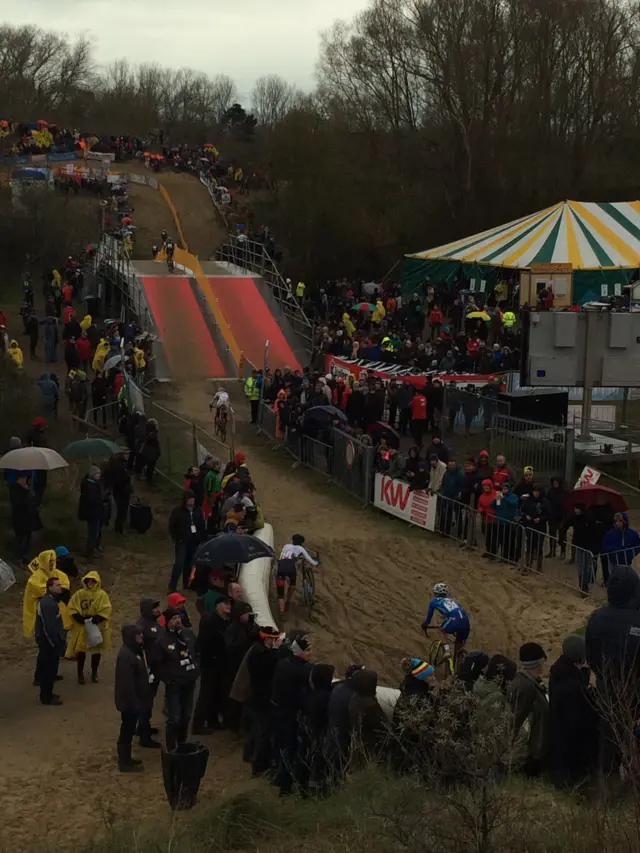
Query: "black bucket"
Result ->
[[161, 742, 210, 810]]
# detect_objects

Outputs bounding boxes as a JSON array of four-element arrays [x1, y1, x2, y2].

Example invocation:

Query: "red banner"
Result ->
[[324, 354, 503, 389]]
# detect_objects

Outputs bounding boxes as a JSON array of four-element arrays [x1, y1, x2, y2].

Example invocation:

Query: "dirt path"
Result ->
[[0, 380, 595, 848]]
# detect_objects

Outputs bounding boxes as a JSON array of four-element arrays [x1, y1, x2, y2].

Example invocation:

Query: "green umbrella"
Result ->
[[62, 438, 122, 460], [352, 302, 376, 312]]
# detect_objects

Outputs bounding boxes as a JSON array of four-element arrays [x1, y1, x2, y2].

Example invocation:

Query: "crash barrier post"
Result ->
[[489, 413, 573, 483], [256, 402, 373, 504], [84, 402, 121, 432], [433, 493, 593, 594], [442, 386, 510, 435]]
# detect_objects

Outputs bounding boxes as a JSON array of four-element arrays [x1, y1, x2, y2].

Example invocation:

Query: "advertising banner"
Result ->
[[325, 354, 503, 389], [374, 473, 437, 531]]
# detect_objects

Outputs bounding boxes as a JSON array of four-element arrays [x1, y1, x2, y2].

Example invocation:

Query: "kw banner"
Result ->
[[325, 354, 503, 389], [374, 473, 437, 531]]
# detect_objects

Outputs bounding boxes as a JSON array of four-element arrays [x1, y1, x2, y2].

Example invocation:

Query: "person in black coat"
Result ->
[[102, 452, 133, 535], [192, 596, 232, 734], [114, 624, 152, 771], [271, 631, 313, 795], [167, 489, 206, 593], [586, 566, 640, 774], [64, 340, 81, 373], [520, 485, 551, 569], [547, 635, 598, 789], [296, 663, 335, 795], [9, 473, 42, 564], [546, 476, 566, 557], [324, 663, 365, 785], [245, 627, 283, 775], [78, 465, 104, 558]]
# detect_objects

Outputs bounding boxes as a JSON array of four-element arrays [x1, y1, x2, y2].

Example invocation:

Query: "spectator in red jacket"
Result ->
[[477, 479, 498, 558], [409, 390, 428, 447], [492, 454, 516, 486], [75, 335, 92, 372], [429, 306, 443, 341], [62, 283, 74, 305]]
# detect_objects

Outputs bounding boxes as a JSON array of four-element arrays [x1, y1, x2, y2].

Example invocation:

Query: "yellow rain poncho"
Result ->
[[52, 269, 62, 287], [23, 550, 72, 637], [342, 312, 356, 337], [133, 346, 146, 369], [8, 339, 24, 368], [66, 571, 112, 656], [92, 338, 109, 373], [80, 314, 92, 334], [372, 299, 386, 325]]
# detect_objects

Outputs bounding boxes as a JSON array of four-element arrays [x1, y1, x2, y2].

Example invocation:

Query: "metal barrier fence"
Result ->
[[434, 494, 597, 595], [442, 387, 510, 435], [257, 402, 374, 503], [489, 413, 575, 483]]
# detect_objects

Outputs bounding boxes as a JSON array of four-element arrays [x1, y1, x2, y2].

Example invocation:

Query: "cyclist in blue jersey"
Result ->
[[422, 583, 470, 664]]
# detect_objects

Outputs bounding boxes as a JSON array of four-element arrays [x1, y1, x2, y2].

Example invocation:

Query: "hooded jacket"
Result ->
[[602, 513, 640, 566], [35, 590, 67, 655], [586, 566, 640, 689], [138, 597, 161, 658], [152, 624, 200, 686], [8, 339, 23, 367], [23, 550, 71, 637], [491, 485, 520, 524], [506, 669, 549, 768], [66, 571, 112, 655], [348, 668, 386, 762], [440, 463, 464, 499], [520, 490, 551, 528], [546, 480, 566, 522], [547, 655, 598, 788], [477, 480, 497, 521], [115, 625, 152, 713]]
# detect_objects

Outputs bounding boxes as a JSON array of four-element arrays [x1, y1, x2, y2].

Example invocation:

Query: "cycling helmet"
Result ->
[[433, 583, 449, 597], [292, 534, 305, 545]]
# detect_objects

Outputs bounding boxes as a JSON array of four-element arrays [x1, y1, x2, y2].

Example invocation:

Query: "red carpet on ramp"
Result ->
[[141, 276, 226, 378], [207, 276, 301, 371]]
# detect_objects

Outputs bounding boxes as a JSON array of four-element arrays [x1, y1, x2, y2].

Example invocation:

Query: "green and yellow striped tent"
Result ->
[[403, 200, 640, 302]]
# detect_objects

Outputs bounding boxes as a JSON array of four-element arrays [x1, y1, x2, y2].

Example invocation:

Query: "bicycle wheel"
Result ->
[[300, 566, 316, 613], [428, 640, 446, 668]]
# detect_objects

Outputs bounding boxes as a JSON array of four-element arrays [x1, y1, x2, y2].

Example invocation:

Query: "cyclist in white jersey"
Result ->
[[210, 387, 230, 412], [276, 534, 318, 614]]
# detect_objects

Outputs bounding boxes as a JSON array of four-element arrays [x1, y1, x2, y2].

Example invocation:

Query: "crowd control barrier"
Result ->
[[237, 523, 400, 714]]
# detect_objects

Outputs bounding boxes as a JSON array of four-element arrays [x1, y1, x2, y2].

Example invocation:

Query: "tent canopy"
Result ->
[[409, 200, 640, 271]]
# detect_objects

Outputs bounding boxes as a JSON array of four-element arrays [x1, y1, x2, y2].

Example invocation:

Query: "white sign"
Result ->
[[480, 280, 486, 293], [601, 284, 609, 297], [574, 465, 602, 490], [374, 474, 437, 531], [614, 283, 622, 296]]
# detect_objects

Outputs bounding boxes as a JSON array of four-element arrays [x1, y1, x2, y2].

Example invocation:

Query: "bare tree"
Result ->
[[251, 75, 302, 128]]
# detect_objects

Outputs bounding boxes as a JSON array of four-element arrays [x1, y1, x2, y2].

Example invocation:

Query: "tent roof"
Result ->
[[408, 201, 640, 270]]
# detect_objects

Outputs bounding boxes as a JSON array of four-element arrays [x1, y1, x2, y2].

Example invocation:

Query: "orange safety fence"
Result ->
[[158, 181, 189, 251]]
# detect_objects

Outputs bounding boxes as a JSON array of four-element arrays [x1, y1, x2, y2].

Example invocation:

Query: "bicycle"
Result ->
[[297, 553, 320, 617], [214, 407, 228, 443], [166, 254, 175, 273], [424, 626, 464, 678]]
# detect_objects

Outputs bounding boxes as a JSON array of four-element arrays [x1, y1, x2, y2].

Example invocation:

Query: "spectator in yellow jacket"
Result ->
[[372, 299, 386, 325], [80, 314, 92, 335], [8, 339, 23, 368], [92, 338, 109, 373], [342, 312, 356, 337], [66, 571, 112, 684], [23, 550, 72, 639]]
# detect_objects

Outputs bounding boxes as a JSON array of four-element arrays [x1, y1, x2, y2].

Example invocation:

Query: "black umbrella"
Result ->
[[193, 533, 274, 567], [305, 405, 348, 424], [368, 421, 401, 449]]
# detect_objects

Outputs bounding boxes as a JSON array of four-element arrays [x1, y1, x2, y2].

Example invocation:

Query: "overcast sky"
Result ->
[[4, 0, 371, 98]]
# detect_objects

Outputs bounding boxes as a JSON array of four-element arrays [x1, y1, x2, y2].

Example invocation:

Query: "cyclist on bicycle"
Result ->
[[165, 237, 175, 259], [422, 583, 470, 665], [210, 386, 230, 414], [276, 534, 318, 615]]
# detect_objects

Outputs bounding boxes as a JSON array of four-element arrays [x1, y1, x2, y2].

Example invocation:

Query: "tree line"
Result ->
[[3, 0, 640, 282]]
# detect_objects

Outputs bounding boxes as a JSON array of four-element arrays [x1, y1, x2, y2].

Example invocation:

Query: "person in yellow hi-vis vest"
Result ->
[[296, 281, 306, 300], [502, 310, 516, 328], [244, 369, 262, 424]]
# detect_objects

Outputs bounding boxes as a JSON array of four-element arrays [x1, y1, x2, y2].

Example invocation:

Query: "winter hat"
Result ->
[[402, 657, 435, 682], [478, 449, 489, 458], [167, 592, 187, 608], [258, 626, 281, 640], [33, 417, 46, 428], [519, 642, 547, 669], [162, 606, 180, 625], [88, 464, 101, 477], [345, 663, 365, 679], [562, 634, 586, 664], [524, 465, 534, 474], [8, 436, 21, 450], [55, 546, 69, 558]]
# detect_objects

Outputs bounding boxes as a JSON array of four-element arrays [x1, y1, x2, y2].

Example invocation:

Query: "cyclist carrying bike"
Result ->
[[276, 534, 318, 615], [422, 583, 470, 666]]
